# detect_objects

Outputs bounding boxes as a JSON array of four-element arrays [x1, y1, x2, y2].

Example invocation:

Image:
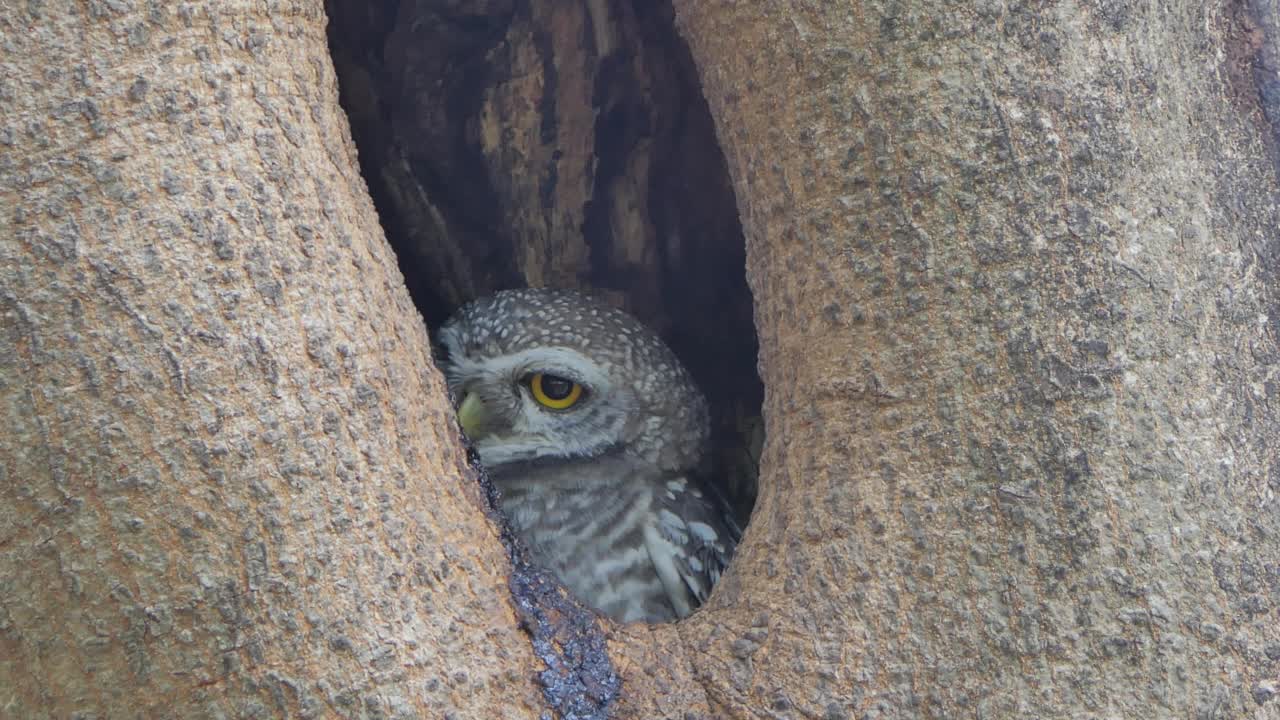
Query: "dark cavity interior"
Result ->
[[326, 0, 760, 524]]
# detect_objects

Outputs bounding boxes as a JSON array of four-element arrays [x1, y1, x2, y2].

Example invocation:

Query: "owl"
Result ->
[[436, 288, 737, 622]]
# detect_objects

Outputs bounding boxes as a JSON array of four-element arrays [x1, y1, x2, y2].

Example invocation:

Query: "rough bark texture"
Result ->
[[673, 1, 1280, 718], [0, 4, 546, 717], [7, 1, 1280, 719]]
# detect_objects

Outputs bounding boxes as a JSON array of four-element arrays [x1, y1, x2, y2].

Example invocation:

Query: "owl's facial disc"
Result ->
[[443, 345, 631, 467], [437, 288, 710, 473], [455, 372, 588, 437]]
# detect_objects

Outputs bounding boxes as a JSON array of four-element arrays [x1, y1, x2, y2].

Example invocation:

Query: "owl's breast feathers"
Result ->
[[491, 453, 738, 623]]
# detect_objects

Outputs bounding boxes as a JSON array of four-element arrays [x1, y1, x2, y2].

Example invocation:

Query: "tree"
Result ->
[[670, 1, 1280, 716], [3, 2, 1278, 719], [1, 3, 542, 717]]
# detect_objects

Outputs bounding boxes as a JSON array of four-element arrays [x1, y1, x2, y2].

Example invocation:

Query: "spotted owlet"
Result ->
[[437, 288, 737, 622]]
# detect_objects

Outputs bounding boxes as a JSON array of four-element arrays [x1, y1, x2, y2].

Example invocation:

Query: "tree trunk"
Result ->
[[670, 0, 1280, 717], [5, 2, 1280, 720], [0, 4, 544, 717]]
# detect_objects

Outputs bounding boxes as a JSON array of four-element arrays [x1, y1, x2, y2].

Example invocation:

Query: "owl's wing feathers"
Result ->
[[643, 472, 740, 618]]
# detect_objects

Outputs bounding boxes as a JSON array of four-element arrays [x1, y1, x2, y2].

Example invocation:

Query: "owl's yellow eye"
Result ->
[[528, 373, 585, 410]]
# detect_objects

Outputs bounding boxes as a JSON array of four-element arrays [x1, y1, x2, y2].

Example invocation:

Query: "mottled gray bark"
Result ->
[[0, 4, 542, 718], [672, 1, 1280, 718]]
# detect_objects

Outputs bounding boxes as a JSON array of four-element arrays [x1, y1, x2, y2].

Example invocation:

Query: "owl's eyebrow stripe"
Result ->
[[487, 347, 604, 385], [506, 442, 627, 470]]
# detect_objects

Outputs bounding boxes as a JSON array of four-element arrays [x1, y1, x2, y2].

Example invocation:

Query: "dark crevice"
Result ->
[[1217, 0, 1280, 335], [326, 0, 758, 709], [466, 443, 619, 720], [1244, 0, 1280, 174]]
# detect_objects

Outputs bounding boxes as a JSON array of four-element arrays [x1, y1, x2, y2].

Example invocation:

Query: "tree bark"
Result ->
[[671, 0, 1280, 717], [6, 1, 1280, 719], [0, 4, 544, 717]]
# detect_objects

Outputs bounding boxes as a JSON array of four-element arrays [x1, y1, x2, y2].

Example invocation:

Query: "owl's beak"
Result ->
[[456, 392, 488, 438]]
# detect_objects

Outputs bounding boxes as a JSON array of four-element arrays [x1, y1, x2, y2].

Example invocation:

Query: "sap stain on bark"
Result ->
[[464, 445, 620, 720], [1224, 0, 1280, 172]]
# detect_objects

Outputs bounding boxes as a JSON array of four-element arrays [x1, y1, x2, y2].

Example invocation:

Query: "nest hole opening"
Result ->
[[326, 0, 761, 591]]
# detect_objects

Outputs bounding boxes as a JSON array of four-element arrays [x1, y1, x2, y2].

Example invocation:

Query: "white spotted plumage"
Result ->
[[437, 288, 737, 622]]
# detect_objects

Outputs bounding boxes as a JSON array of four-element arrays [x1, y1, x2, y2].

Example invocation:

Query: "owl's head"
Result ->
[[436, 289, 710, 473]]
